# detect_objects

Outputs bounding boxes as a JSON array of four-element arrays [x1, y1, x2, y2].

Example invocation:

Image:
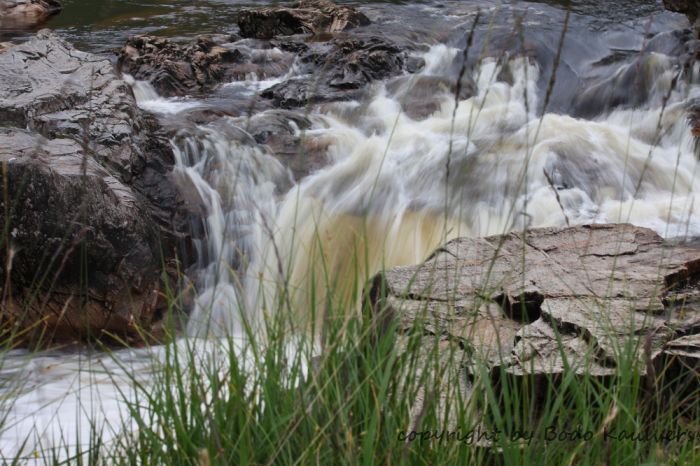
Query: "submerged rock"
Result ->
[[0, 0, 61, 29], [237, 0, 370, 40], [371, 224, 700, 427], [240, 109, 329, 180], [0, 31, 190, 345]]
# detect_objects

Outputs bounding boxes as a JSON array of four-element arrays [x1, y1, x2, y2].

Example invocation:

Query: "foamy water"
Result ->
[[252, 46, 700, 335], [2, 6, 700, 461]]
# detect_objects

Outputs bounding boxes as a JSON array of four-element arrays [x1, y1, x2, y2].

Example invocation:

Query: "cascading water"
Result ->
[[129, 75, 295, 338], [251, 48, 700, 338], [169, 119, 291, 338]]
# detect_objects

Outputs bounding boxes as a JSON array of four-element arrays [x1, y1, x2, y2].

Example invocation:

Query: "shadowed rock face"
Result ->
[[371, 224, 700, 429], [237, 0, 370, 40], [0, 31, 190, 345], [0, 0, 61, 30], [664, 0, 700, 23], [262, 36, 417, 108]]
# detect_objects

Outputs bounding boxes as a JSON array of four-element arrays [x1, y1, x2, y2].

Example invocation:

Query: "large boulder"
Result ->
[[1, 31, 145, 176], [0, 0, 61, 30], [237, 0, 370, 40], [0, 130, 161, 344], [371, 224, 700, 429], [0, 31, 189, 345]]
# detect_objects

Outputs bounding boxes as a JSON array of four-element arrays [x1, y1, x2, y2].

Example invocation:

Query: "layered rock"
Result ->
[[118, 35, 248, 98], [0, 31, 189, 345], [237, 0, 370, 40], [370, 224, 700, 427], [0, 0, 61, 30]]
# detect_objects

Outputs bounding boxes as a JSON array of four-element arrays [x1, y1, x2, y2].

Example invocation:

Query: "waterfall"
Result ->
[[128, 76, 294, 338], [128, 40, 700, 341], [250, 47, 700, 339]]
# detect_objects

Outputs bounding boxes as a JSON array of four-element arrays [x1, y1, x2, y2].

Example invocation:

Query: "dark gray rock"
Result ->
[[0, 0, 61, 30], [239, 109, 329, 180], [262, 36, 412, 108], [237, 0, 370, 40], [1, 30, 144, 176], [0, 129, 161, 344], [0, 31, 190, 345], [386, 75, 473, 120]]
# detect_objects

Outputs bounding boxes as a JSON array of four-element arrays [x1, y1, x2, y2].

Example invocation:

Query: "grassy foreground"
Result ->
[[2, 277, 697, 466]]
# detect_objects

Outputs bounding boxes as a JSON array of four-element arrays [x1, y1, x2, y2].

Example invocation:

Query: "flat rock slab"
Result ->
[[371, 224, 700, 417]]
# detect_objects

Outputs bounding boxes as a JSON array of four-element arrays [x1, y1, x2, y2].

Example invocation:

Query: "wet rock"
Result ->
[[118, 35, 242, 97], [370, 224, 700, 425], [239, 109, 329, 180], [386, 75, 473, 120], [2, 30, 144, 176], [0, 0, 61, 30], [118, 34, 294, 97], [572, 52, 679, 119], [237, 0, 370, 40], [0, 31, 190, 345], [262, 36, 411, 107]]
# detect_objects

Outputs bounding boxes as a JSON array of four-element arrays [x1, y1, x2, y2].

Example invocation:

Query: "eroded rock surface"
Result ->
[[237, 0, 370, 40], [371, 224, 700, 422], [0, 0, 61, 30], [117, 34, 292, 97], [238, 109, 330, 180], [0, 31, 189, 345]]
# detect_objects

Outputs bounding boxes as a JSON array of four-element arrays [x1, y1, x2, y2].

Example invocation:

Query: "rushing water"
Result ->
[[1, 0, 699, 461]]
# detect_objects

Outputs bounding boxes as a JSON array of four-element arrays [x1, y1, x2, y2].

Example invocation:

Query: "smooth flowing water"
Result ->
[[1, 0, 698, 461]]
